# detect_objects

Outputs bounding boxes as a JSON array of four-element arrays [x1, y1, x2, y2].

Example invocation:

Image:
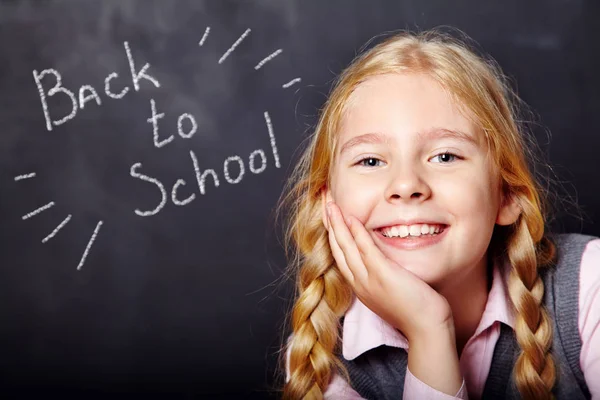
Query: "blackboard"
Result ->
[[1, 0, 598, 398]]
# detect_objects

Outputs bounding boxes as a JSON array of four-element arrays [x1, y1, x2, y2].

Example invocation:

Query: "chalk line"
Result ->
[[124, 41, 161, 91], [177, 113, 198, 139], [282, 77, 301, 89], [223, 155, 245, 184], [130, 163, 167, 216], [33, 69, 78, 131], [14, 173, 36, 181], [77, 220, 103, 270], [218, 28, 251, 64], [199, 27, 210, 46], [104, 72, 129, 99], [22, 201, 55, 220], [249, 149, 267, 174], [42, 214, 72, 243], [254, 49, 282, 70], [78, 85, 102, 109], [264, 111, 280, 168], [171, 179, 195, 206], [190, 150, 220, 195]]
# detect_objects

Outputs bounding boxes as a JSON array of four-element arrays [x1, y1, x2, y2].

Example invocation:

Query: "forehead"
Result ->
[[337, 73, 480, 148]]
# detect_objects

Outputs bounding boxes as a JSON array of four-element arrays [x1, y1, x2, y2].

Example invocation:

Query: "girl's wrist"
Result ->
[[407, 325, 462, 396], [409, 323, 457, 358], [403, 314, 456, 345]]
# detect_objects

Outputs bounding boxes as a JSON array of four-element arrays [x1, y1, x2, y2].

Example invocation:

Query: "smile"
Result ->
[[379, 223, 446, 238], [375, 224, 449, 250]]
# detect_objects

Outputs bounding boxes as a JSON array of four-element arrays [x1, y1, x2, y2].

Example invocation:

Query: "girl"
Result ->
[[278, 29, 600, 399]]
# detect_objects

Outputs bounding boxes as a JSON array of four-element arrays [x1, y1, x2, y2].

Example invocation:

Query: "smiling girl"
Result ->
[[279, 29, 600, 399]]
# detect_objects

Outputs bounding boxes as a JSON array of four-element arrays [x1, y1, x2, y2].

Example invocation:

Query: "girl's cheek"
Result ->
[[440, 178, 489, 212], [334, 179, 376, 213]]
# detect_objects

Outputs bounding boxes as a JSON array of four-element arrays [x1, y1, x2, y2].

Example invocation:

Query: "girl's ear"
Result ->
[[496, 192, 522, 226], [321, 187, 333, 231]]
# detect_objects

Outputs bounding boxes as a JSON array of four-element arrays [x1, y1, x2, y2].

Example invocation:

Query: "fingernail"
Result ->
[[326, 203, 332, 217], [346, 216, 352, 227]]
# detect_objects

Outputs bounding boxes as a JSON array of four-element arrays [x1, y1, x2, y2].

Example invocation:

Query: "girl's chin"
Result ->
[[397, 262, 445, 286]]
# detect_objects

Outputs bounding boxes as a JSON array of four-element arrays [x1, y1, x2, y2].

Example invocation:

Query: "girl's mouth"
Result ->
[[375, 224, 449, 250], [378, 223, 447, 239]]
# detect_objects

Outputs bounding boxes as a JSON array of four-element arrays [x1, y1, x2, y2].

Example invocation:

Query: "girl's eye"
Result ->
[[357, 157, 384, 167], [430, 152, 460, 164]]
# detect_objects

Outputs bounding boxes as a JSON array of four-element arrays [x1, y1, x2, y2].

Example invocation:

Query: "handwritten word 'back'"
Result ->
[[33, 42, 158, 131]]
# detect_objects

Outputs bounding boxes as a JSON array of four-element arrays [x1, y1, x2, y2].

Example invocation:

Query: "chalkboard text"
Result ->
[[129, 112, 280, 216], [33, 41, 159, 132]]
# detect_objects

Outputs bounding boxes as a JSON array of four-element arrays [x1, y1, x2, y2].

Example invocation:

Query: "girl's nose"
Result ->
[[384, 165, 432, 202]]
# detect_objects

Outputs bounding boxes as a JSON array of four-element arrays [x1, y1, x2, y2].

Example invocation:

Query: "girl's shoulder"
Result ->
[[546, 233, 600, 291], [539, 233, 599, 333], [551, 232, 600, 270], [554, 233, 600, 398]]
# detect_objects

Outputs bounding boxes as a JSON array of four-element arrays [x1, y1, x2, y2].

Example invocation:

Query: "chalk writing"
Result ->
[[14, 173, 36, 181], [124, 41, 161, 91], [282, 77, 301, 89], [199, 27, 210, 46], [177, 113, 197, 139], [255, 49, 282, 70], [77, 220, 103, 270], [22, 201, 55, 220], [147, 98, 173, 148], [78, 85, 102, 109], [34, 42, 160, 131], [249, 150, 267, 174], [223, 156, 245, 184], [171, 179, 196, 206], [25, 28, 301, 270], [190, 149, 219, 196], [130, 163, 167, 216], [33, 68, 78, 131], [104, 72, 130, 99], [130, 111, 279, 215], [263, 111, 280, 168], [42, 214, 72, 243], [218, 28, 251, 64]]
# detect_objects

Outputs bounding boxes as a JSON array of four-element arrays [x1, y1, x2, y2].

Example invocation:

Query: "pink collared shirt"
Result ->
[[323, 238, 600, 399]]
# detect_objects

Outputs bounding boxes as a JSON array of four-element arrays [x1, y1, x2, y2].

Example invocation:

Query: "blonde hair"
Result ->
[[277, 28, 561, 400]]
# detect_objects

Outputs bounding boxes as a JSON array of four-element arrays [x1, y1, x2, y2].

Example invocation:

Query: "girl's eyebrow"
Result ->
[[339, 132, 393, 156], [338, 128, 478, 156], [418, 127, 479, 146]]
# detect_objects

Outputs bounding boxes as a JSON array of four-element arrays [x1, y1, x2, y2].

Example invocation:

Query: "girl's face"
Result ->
[[323, 73, 520, 289]]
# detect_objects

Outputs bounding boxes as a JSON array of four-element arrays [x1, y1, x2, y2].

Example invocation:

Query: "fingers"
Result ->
[[327, 224, 354, 283], [346, 213, 388, 278], [326, 202, 369, 283]]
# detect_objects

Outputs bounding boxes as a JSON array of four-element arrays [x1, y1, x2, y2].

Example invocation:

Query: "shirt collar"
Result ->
[[342, 257, 516, 360]]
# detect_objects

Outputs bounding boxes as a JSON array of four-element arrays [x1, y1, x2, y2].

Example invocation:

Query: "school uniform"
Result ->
[[326, 234, 600, 399]]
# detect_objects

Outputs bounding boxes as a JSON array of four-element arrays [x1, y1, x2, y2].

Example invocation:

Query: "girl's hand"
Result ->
[[325, 201, 453, 342], [325, 201, 463, 395]]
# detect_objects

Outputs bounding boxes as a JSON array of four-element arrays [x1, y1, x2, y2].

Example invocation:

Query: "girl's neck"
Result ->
[[439, 255, 492, 357]]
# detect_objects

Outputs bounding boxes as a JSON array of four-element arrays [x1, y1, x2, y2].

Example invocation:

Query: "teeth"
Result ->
[[399, 226, 409, 238], [409, 225, 421, 236], [381, 223, 444, 238]]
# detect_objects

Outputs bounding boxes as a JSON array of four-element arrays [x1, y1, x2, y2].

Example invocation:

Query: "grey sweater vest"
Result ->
[[339, 233, 595, 399]]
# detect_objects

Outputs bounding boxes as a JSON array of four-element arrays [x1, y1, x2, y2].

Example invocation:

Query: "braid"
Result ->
[[506, 216, 556, 399], [283, 203, 353, 399]]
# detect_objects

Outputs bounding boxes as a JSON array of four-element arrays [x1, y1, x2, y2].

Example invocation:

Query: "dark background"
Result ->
[[0, 0, 598, 398]]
